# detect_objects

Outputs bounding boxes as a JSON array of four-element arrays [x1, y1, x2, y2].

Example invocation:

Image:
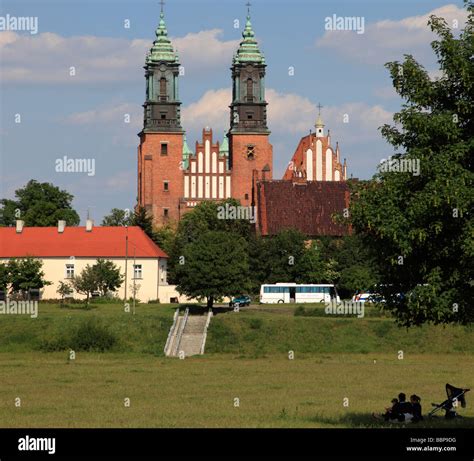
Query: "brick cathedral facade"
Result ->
[[137, 7, 350, 236]]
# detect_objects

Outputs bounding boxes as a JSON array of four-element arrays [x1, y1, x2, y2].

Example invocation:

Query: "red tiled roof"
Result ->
[[256, 180, 351, 237], [0, 226, 168, 259]]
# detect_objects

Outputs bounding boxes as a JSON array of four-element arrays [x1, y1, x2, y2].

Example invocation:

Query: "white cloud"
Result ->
[[64, 103, 142, 129], [0, 30, 238, 84], [63, 89, 393, 155], [182, 88, 392, 145], [316, 4, 468, 65]]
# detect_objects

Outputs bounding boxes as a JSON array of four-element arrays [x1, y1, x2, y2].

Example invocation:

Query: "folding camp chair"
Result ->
[[428, 383, 470, 418]]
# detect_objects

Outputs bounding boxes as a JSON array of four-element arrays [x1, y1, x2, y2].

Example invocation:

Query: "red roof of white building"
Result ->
[[0, 225, 168, 259]]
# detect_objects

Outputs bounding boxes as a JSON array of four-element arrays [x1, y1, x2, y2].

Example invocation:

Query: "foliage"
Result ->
[[40, 318, 118, 352], [133, 206, 154, 239], [71, 260, 123, 304], [101, 208, 134, 226], [56, 281, 73, 307], [174, 230, 250, 308], [348, 3, 474, 325], [7, 258, 51, 299], [0, 180, 80, 226], [92, 259, 124, 297], [168, 199, 252, 283], [0, 263, 11, 292], [71, 265, 97, 306]]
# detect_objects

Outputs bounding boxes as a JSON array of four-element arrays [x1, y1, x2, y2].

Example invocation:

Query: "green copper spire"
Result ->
[[182, 134, 192, 169], [147, 10, 179, 64], [233, 7, 265, 64], [219, 134, 229, 156]]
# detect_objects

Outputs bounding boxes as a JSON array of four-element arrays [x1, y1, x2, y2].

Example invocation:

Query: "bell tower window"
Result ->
[[246, 78, 253, 102], [160, 77, 167, 100]]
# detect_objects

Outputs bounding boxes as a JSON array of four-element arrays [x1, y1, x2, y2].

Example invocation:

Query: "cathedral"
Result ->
[[137, 6, 350, 236]]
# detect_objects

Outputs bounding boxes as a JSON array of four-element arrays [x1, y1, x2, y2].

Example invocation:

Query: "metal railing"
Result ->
[[200, 310, 213, 355], [163, 308, 179, 356]]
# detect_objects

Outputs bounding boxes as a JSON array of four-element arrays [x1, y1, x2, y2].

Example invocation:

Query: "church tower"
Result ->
[[137, 6, 184, 226], [228, 7, 273, 207]]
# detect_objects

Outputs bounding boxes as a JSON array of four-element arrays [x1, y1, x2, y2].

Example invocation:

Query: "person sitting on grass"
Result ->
[[373, 393, 414, 422], [372, 397, 399, 421], [410, 394, 423, 423], [384, 398, 399, 421]]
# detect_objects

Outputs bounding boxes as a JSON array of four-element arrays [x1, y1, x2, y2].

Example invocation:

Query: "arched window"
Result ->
[[246, 78, 253, 101], [160, 77, 167, 98]]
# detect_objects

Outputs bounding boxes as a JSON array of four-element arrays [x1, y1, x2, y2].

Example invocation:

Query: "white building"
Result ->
[[0, 220, 186, 303]]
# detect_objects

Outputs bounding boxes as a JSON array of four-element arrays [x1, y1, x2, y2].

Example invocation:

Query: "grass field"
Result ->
[[0, 302, 473, 428]]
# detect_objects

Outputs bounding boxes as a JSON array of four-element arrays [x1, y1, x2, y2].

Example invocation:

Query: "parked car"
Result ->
[[229, 295, 251, 307], [351, 292, 385, 303]]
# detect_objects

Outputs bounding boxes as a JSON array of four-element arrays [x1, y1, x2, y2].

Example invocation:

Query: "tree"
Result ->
[[262, 229, 310, 284], [132, 206, 154, 239], [174, 230, 250, 308], [71, 265, 98, 306], [0, 180, 80, 226], [0, 263, 11, 294], [349, 2, 474, 325], [56, 281, 73, 307], [168, 199, 252, 284], [8, 258, 51, 299], [153, 224, 176, 255], [92, 259, 124, 297], [101, 208, 134, 226]]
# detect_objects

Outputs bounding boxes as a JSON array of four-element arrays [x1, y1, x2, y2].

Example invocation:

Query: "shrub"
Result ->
[[70, 318, 118, 351], [39, 318, 118, 352]]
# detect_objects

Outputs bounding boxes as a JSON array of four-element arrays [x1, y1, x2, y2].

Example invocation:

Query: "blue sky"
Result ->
[[0, 0, 468, 223]]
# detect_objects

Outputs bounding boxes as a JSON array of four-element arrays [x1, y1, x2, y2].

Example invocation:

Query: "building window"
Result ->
[[160, 77, 167, 96], [246, 145, 255, 160], [161, 143, 168, 156], [160, 264, 166, 283], [163, 208, 169, 218], [245, 193, 249, 200], [133, 264, 142, 279], [65, 264, 75, 279], [163, 181, 169, 191], [246, 77, 253, 101]]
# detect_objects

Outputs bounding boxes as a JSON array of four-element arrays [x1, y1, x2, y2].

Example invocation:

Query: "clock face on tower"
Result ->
[[244, 144, 256, 160]]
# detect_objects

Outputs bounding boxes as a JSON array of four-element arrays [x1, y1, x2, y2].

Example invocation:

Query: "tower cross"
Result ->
[[246, 1, 251, 15], [317, 102, 323, 116], [160, 0, 165, 13]]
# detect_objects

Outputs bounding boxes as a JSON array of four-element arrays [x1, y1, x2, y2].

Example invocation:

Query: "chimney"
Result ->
[[58, 220, 66, 233], [16, 220, 24, 233], [86, 219, 94, 232]]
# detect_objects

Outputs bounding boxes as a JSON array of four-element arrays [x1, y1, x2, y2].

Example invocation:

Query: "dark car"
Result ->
[[229, 295, 251, 308]]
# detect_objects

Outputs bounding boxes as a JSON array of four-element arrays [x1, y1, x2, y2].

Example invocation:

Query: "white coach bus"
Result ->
[[259, 283, 340, 304]]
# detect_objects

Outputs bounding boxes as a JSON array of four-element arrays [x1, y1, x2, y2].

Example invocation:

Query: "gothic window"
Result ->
[[246, 78, 253, 102]]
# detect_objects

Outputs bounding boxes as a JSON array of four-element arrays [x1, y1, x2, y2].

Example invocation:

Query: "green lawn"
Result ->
[[0, 302, 472, 428]]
